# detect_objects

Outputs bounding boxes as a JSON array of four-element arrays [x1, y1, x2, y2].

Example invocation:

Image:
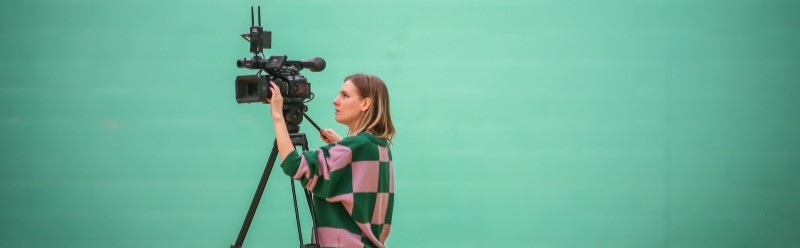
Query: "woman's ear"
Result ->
[[361, 98, 372, 112]]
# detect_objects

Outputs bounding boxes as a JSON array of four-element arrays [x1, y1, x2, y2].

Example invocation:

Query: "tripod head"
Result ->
[[283, 105, 305, 133]]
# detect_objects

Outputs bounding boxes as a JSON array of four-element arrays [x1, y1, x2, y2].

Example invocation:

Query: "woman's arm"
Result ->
[[267, 81, 295, 160]]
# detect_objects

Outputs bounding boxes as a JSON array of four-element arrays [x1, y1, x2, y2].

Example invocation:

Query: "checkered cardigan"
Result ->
[[281, 132, 394, 248]]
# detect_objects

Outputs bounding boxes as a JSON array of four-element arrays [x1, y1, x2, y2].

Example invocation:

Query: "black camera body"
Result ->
[[235, 55, 322, 104], [234, 73, 310, 104], [233, 7, 326, 105]]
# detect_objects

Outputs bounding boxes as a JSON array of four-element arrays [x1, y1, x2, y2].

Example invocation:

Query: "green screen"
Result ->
[[1, 0, 799, 247]]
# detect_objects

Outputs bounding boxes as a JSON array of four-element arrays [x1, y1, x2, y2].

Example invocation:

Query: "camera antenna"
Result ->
[[258, 6, 262, 26], [250, 6, 255, 26]]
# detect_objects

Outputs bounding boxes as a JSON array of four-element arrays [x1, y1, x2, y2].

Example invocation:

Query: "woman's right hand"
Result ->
[[320, 128, 342, 144]]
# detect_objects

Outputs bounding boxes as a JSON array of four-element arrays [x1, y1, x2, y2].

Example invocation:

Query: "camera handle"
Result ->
[[231, 132, 320, 248]]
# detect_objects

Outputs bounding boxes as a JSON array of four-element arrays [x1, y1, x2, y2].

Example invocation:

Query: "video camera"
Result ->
[[234, 6, 326, 130]]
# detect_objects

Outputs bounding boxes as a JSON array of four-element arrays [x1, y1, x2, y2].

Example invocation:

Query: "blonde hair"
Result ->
[[346, 74, 395, 143]]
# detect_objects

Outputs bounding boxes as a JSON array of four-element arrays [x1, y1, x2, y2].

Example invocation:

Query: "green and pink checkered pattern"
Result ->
[[281, 132, 394, 248]]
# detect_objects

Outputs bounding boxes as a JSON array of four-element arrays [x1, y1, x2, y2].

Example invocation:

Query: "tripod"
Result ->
[[231, 114, 323, 248]]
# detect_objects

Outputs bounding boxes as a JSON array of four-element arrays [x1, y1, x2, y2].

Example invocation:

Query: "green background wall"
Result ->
[[1, 0, 799, 247]]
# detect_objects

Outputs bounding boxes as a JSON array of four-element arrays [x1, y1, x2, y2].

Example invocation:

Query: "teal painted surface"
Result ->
[[1, 0, 799, 247]]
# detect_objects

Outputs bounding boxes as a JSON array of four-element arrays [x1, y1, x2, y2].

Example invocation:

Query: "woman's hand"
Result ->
[[320, 128, 342, 144], [265, 81, 294, 160], [266, 81, 284, 121]]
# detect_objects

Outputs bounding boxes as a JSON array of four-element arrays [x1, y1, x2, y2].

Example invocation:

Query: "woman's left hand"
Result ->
[[266, 81, 284, 121]]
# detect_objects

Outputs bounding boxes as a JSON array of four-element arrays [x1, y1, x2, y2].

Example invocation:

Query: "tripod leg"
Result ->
[[300, 141, 321, 245], [288, 133, 320, 247], [289, 139, 319, 247], [290, 178, 304, 245], [231, 140, 279, 248]]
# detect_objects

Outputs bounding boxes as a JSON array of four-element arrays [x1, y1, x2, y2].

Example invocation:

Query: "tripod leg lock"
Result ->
[[290, 132, 309, 147]]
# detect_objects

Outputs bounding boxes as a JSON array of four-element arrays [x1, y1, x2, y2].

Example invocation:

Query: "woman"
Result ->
[[267, 74, 395, 248]]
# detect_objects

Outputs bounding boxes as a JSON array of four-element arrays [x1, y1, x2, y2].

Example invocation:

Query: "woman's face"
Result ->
[[333, 80, 368, 128]]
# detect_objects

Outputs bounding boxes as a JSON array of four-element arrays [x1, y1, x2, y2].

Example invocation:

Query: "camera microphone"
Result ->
[[301, 57, 326, 72]]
